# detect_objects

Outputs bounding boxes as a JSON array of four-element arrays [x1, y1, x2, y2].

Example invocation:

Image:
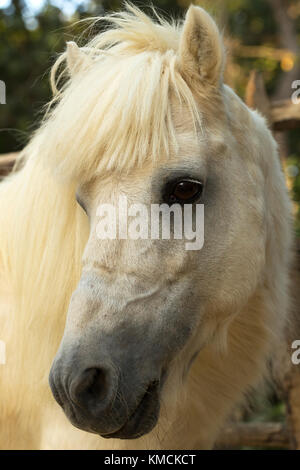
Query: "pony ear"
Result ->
[[178, 6, 225, 87], [66, 41, 92, 76]]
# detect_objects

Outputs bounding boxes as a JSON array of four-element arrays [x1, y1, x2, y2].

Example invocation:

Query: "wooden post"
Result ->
[[245, 71, 272, 125], [216, 422, 290, 449]]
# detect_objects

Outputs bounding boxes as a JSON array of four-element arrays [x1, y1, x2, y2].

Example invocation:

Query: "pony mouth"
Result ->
[[56, 378, 162, 439], [101, 380, 161, 439], [50, 366, 167, 439]]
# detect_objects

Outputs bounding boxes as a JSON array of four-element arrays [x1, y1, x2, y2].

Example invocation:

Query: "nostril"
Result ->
[[70, 367, 112, 412], [84, 368, 108, 402]]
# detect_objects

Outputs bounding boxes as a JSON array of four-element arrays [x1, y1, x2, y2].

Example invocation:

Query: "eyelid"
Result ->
[[169, 178, 203, 193], [168, 176, 203, 188], [174, 178, 203, 186], [185, 178, 202, 184]]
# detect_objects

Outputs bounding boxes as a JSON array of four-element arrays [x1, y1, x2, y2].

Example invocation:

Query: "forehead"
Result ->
[[79, 125, 227, 204], [76, 73, 228, 199]]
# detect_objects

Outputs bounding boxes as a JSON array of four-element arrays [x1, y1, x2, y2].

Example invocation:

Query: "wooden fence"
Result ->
[[0, 72, 300, 449]]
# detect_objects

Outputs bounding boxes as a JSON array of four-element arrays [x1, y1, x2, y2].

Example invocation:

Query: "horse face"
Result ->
[[49, 6, 267, 439], [49, 108, 266, 439], [49, 124, 207, 438]]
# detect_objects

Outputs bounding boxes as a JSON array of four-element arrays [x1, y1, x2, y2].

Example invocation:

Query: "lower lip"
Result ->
[[101, 384, 160, 439]]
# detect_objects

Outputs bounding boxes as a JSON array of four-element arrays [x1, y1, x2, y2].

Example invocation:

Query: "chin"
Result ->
[[102, 395, 160, 440]]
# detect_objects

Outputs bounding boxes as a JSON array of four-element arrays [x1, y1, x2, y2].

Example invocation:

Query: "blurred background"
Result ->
[[0, 0, 299, 446]]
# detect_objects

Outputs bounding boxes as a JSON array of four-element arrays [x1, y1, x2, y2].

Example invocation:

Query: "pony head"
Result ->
[[45, 4, 291, 440]]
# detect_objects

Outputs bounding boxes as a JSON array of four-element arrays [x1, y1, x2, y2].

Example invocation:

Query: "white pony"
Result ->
[[0, 4, 293, 449]]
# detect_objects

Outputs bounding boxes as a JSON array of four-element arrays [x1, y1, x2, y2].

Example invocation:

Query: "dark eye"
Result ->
[[167, 180, 203, 204]]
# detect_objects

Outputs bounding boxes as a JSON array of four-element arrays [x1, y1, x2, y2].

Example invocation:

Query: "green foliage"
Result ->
[[286, 152, 300, 237], [0, 0, 187, 153], [227, 0, 275, 44], [0, 1, 70, 151]]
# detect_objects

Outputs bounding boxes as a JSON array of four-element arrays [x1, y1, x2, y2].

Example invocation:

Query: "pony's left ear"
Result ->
[[178, 6, 225, 88], [66, 41, 92, 76]]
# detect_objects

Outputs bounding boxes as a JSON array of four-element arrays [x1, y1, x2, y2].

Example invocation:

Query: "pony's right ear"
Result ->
[[66, 41, 92, 76], [178, 6, 225, 88]]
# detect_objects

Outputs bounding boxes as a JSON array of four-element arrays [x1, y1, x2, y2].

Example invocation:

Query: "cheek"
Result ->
[[196, 206, 266, 316]]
